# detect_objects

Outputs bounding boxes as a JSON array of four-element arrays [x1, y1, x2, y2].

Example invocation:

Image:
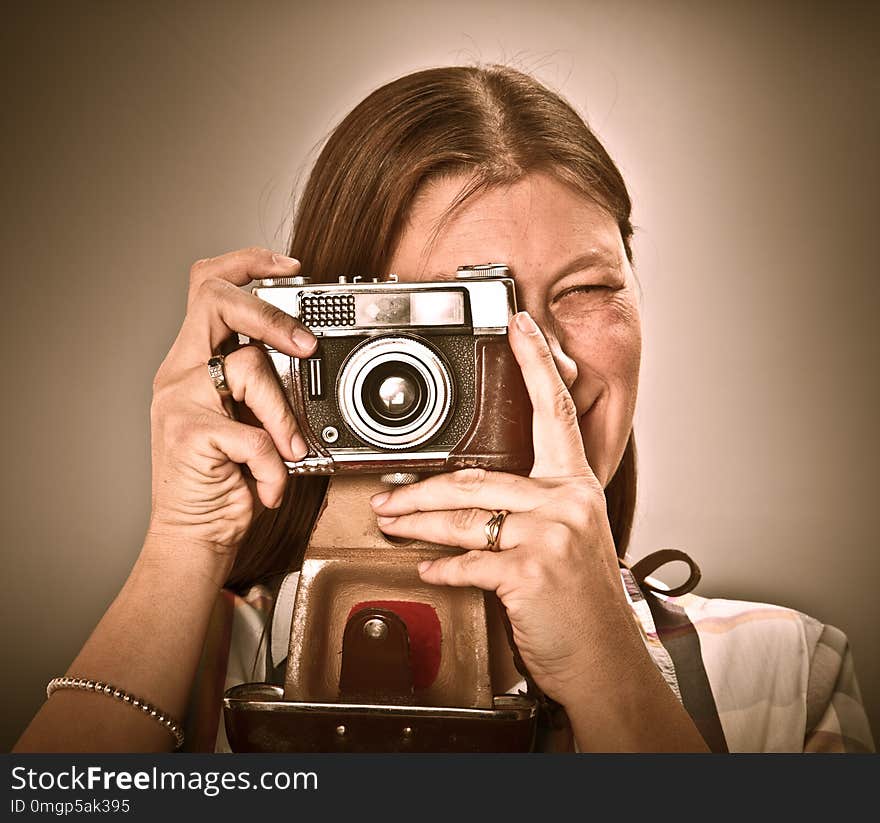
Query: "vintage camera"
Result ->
[[223, 265, 538, 753], [252, 264, 533, 477]]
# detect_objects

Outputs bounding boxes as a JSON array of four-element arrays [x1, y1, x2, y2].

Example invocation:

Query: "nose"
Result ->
[[548, 335, 579, 391], [532, 316, 578, 391]]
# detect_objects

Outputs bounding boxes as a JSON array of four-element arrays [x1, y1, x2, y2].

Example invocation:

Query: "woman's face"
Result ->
[[387, 171, 642, 487]]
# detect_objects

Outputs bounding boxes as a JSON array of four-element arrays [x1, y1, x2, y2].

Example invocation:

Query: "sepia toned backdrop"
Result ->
[[2, 0, 877, 749]]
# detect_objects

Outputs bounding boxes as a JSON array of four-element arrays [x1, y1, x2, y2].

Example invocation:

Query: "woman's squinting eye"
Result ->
[[554, 283, 615, 302]]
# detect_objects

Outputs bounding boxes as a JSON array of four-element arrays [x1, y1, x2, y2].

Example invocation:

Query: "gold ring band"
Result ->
[[484, 509, 510, 551]]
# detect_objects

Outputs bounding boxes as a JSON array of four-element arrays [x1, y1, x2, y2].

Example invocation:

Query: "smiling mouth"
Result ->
[[578, 395, 600, 420]]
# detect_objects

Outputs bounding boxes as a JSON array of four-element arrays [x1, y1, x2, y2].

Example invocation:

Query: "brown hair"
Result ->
[[226, 65, 637, 591]]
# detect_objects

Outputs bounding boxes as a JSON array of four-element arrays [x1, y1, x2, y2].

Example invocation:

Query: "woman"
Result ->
[[14, 65, 873, 753]]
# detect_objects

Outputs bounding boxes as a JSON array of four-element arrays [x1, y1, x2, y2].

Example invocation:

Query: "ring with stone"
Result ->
[[207, 354, 232, 397]]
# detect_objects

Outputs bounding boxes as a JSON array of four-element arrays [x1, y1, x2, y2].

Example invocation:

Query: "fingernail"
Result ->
[[272, 254, 299, 268], [371, 492, 390, 508], [418, 561, 433, 574], [515, 311, 538, 335], [292, 327, 317, 354], [291, 433, 308, 460], [376, 515, 397, 526]]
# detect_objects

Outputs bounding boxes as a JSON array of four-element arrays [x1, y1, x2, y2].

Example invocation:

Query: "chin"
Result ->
[[580, 416, 628, 489]]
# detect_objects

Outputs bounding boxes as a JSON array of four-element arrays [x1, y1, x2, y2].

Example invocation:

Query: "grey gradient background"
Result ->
[[2, 0, 877, 750]]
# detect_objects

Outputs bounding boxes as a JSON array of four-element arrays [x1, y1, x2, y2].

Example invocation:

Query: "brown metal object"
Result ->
[[283, 474, 494, 710], [225, 685, 537, 753], [223, 472, 538, 751], [338, 608, 414, 704], [224, 454, 537, 752]]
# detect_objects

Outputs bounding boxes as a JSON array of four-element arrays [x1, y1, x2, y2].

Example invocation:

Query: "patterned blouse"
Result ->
[[183, 559, 875, 753]]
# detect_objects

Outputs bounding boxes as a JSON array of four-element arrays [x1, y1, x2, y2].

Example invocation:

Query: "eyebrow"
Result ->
[[554, 250, 621, 280]]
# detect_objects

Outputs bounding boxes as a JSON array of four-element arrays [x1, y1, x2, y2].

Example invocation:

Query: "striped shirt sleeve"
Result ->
[[803, 623, 875, 753]]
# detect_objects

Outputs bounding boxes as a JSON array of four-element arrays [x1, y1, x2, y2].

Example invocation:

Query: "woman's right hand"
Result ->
[[147, 247, 318, 564]]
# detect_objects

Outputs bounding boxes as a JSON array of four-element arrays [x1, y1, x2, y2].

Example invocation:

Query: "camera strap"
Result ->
[[625, 549, 701, 598]]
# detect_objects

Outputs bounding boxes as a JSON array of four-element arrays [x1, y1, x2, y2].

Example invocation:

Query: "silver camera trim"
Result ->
[[337, 336, 453, 450], [253, 278, 515, 336]]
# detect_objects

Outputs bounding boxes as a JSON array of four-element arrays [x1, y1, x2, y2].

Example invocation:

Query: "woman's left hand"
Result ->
[[370, 311, 637, 706]]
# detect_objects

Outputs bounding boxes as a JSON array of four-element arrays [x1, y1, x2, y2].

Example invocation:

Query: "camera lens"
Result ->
[[377, 375, 417, 416], [361, 363, 427, 426], [337, 335, 454, 450]]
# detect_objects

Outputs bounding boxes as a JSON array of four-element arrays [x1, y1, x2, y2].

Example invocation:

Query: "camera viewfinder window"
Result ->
[[354, 291, 465, 327]]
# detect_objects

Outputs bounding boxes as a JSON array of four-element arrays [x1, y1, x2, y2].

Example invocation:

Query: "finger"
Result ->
[[370, 468, 545, 516], [206, 415, 289, 509], [508, 312, 592, 478], [184, 277, 317, 359], [187, 247, 300, 311], [222, 345, 308, 461], [377, 508, 523, 551], [417, 550, 507, 591]]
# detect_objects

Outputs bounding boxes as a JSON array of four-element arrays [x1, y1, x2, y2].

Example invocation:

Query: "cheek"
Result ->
[[607, 312, 642, 392], [560, 298, 642, 389]]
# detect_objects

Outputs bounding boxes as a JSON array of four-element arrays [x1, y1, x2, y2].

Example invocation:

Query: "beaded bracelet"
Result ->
[[46, 677, 184, 750]]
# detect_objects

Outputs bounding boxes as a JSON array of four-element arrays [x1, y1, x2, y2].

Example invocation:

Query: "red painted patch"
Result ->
[[347, 601, 441, 689]]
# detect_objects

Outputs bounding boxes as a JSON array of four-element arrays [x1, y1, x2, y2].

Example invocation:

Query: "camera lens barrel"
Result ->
[[362, 363, 426, 425], [337, 336, 453, 450]]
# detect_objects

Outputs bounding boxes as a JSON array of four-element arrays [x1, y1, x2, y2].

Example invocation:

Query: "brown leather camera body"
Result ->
[[269, 333, 533, 476]]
